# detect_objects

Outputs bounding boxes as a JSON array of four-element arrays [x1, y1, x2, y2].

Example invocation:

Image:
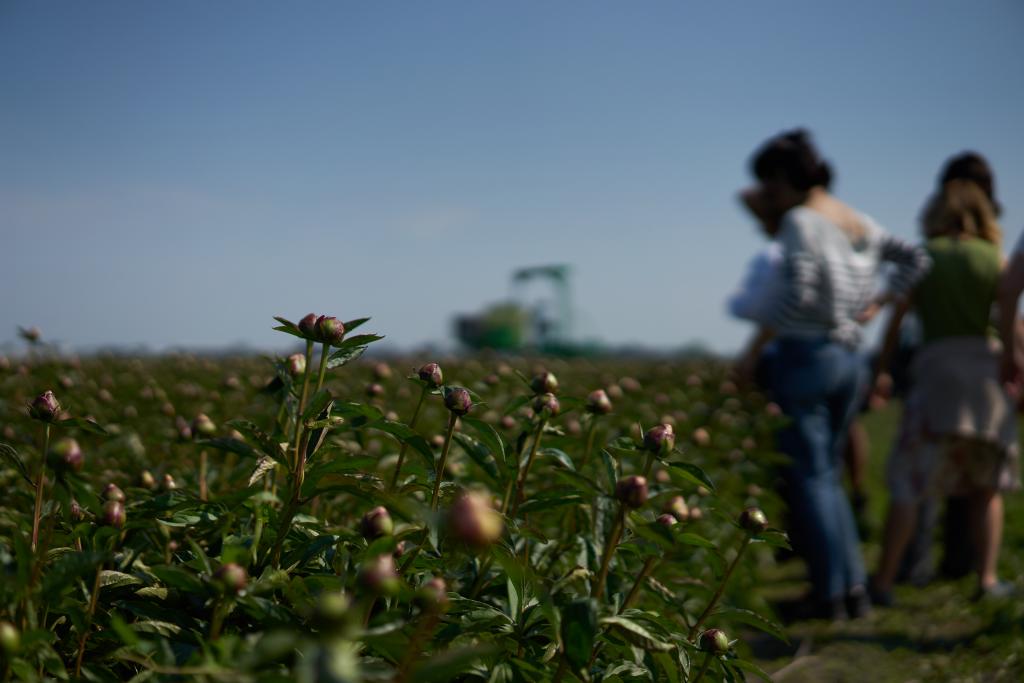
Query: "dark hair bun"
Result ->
[[751, 128, 832, 192], [939, 151, 1000, 216]]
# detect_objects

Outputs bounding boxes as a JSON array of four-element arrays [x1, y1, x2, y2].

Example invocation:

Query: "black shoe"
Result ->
[[845, 585, 871, 619], [867, 582, 893, 608]]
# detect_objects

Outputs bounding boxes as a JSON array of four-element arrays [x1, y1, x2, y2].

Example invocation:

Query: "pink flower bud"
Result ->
[[103, 500, 126, 528], [191, 413, 217, 438], [28, 390, 60, 422], [449, 491, 504, 549], [586, 389, 613, 415], [444, 387, 472, 416], [298, 313, 318, 337], [699, 628, 730, 654], [49, 437, 84, 473], [417, 362, 443, 387], [663, 495, 690, 522], [530, 371, 559, 395], [314, 315, 345, 345], [738, 506, 769, 534], [214, 563, 248, 595], [532, 392, 560, 418], [643, 424, 675, 455], [415, 576, 449, 612], [615, 475, 648, 509], [287, 353, 306, 376], [103, 483, 126, 503], [359, 506, 394, 541], [359, 554, 400, 597]]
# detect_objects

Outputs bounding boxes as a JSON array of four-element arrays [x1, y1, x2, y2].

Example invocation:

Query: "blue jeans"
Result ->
[[770, 337, 868, 601]]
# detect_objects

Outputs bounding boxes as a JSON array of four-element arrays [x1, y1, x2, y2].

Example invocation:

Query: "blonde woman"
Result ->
[[872, 179, 1016, 602]]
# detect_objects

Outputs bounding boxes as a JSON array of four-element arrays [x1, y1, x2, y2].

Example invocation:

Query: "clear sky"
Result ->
[[3, 1, 1023, 354]]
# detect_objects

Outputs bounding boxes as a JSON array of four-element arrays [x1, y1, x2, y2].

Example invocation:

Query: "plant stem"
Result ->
[[74, 562, 104, 677], [292, 340, 315, 471], [198, 449, 208, 501], [592, 505, 625, 600], [393, 611, 439, 683], [391, 386, 428, 490], [621, 556, 658, 611], [209, 598, 229, 640], [688, 535, 751, 640], [690, 652, 713, 683], [551, 655, 568, 683], [429, 414, 458, 511], [314, 341, 330, 393], [30, 424, 51, 554], [642, 452, 656, 478], [508, 419, 546, 518], [581, 418, 598, 468]]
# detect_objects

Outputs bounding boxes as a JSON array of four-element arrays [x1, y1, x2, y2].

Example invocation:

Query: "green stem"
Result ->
[[393, 611, 439, 683], [314, 341, 330, 393], [292, 340, 315, 471], [551, 655, 568, 683], [429, 414, 458, 511], [74, 565, 104, 676], [582, 418, 598, 468], [688, 536, 751, 640], [30, 424, 51, 554], [209, 598, 229, 640], [508, 419, 546, 518], [198, 449, 208, 501], [592, 506, 625, 600], [642, 452, 656, 478], [391, 386, 428, 490], [621, 556, 658, 611], [690, 652, 713, 683]]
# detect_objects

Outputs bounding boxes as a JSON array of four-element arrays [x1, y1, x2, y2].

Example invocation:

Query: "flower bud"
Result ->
[[315, 315, 346, 345], [699, 628, 730, 654], [449, 491, 504, 549], [615, 475, 648, 509], [738, 506, 769, 534], [28, 390, 61, 422], [161, 473, 177, 490], [287, 353, 306, 376], [663, 495, 690, 522], [359, 506, 393, 541], [417, 362, 443, 387], [49, 437, 84, 473], [139, 470, 157, 489], [643, 424, 675, 456], [0, 620, 20, 656], [585, 389, 613, 415], [70, 499, 85, 522], [499, 415, 516, 430], [311, 591, 351, 632], [532, 392, 560, 418], [358, 554, 400, 597], [298, 313, 318, 337], [373, 362, 392, 380], [414, 576, 449, 612], [443, 387, 472, 416], [365, 382, 384, 398], [103, 483, 126, 503], [214, 563, 248, 595], [530, 371, 558, 395], [103, 500, 126, 529], [656, 513, 678, 527], [692, 427, 711, 447], [191, 413, 217, 439]]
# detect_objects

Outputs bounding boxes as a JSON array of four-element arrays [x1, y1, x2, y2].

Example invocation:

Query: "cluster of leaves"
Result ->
[[0, 317, 790, 682]]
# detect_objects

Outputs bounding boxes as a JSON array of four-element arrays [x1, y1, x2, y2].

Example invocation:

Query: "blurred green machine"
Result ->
[[455, 264, 593, 355]]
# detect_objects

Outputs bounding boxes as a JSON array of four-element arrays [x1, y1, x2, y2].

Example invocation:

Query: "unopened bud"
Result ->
[[315, 315, 345, 345], [139, 470, 156, 489], [191, 413, 217, 438], [365, 383, 384, 398], [615, 475, 649, 509], [103, 500, 126, 529], [214, 563, 248, 595], [417, 362, 443, 387], [28, 390, 61, 422], [699, 628, 730, 654], [738, 506, 769, 534], [533, 392, 560, 418], [443, 387, 472, 416], [530, 371, 558, 395], [287, 353, 306, 376], [298, 313, 318, 337], [449, 491, 504, 549], [161, 473, 177, 491], [414, 576, 449, 612], [663, 495, 690, 522], [49, 437, 84, 473], [359, 506, 393, 541], [311, 591, 351, 631], [103, 483, 126, 503], [358, 554, 400, 597], [70, 499, 85, 522], [643, 424, 675, 456], [0, 620, 20, 655], [656, 513, 678, 527], [373, 362, 392, 380], [586, 389, 613, 415]]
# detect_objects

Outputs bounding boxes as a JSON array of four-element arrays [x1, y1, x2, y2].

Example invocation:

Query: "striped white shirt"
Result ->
[[770, 206, 931, 347]]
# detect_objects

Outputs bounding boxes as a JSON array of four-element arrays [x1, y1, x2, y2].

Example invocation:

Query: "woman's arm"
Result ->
[[856, 233, 930, 324], [997, 250, 1024, 390]]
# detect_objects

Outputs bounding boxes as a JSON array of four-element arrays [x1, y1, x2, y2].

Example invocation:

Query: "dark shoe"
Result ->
[[868, 581, 893, 608], [976, 580, 1015, 601], [845, 585, 871, 619]]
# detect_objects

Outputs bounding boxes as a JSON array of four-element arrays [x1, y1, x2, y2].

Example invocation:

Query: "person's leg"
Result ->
[[897, 495, 936, 586], [974, 489, 1003, 590], [940, 495, 974, 579], [873, 500, 919, 594]]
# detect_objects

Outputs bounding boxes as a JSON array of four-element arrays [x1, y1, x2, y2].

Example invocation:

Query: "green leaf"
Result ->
[[99, 570, 143, 589], [599, 615, 674, 651], [663, 461, 716, 492], [302, 389, 333, 422], [248, 455, 278, 486], [332, 333, 385, 350], [342, 317, 371, 333], [57, 417, 108, 435], [518, 490, 585, 514], [729, 656, 776, 682], [560, 598, 598, 670], [453, 433, 500, 483], [460, 416, 507, 469], [714, 606, 788, 644], [227, 419, 289, 464], [410, 644, 500, 683], [326, 345, 367, 370], [0, 442, 33, 486], [538, 447, 575, 471], [200, 437, 263, 461], [370, 419, 436, 471]]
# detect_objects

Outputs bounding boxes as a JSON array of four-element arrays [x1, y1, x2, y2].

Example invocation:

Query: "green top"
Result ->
[[914, 236, 1001, 344]]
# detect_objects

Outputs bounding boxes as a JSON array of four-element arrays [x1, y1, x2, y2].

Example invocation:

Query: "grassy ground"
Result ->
[[751, 404, 1024, 682]]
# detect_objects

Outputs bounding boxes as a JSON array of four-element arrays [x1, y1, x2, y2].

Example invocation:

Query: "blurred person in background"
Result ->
[[871, 178, 1017, 604], [735, 129, 930, 619]]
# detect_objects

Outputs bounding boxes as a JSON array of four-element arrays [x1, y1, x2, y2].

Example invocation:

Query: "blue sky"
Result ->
[[3, 1, 1023, 354]]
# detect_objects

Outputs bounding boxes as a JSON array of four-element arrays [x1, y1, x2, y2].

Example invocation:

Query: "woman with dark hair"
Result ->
[[736, 129, 931, 619]]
